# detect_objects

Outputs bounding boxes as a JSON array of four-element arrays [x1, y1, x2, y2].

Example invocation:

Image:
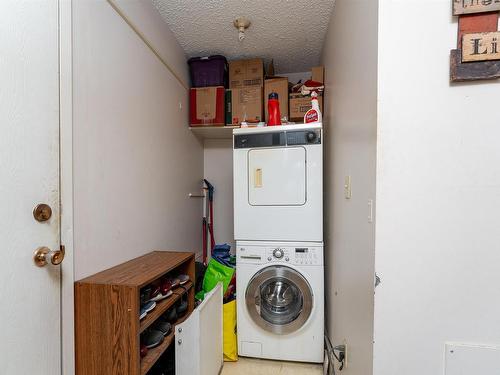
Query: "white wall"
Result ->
[[73, 0, 203, 279], [203, 139, 235, 251], [374, 1, 500, 374], [320, 0, 378, 373]]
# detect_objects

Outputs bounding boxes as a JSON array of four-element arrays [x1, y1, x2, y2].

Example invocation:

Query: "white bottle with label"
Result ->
[[303, 91, 322, 124]]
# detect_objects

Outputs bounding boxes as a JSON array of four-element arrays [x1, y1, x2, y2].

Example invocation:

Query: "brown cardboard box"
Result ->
[[229, 86, 263, 125], [190, 87, 225, 126], [311, 66, 324, 83], [289, 93, 324, 122], [229, 59, 264, 88], [264, 77, 289, 122]]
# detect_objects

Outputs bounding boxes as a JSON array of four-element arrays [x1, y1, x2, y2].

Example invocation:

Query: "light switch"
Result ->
[[368, 199, 374, 223], [344, 176, 352, 199]]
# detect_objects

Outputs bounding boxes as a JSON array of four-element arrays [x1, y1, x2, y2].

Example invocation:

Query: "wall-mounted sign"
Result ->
[[462, 32, 500, 61], [451, 1, 500, 81], [453, 0, 500, 16], [451, 49, 500, 81]]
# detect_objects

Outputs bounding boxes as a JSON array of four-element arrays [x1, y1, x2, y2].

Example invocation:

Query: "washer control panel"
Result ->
[[263, 246, 321, 265], [293, 247, 319, 265]]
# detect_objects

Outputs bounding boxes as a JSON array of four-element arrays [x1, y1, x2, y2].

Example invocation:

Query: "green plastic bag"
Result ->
[[196, 258, 235, 301]]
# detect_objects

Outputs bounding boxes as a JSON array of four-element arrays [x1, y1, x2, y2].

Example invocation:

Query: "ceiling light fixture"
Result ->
[[233, 17, 251, 42]]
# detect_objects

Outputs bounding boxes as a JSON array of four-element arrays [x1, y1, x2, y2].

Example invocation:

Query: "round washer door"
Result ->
[[245, 265, 313, 335]]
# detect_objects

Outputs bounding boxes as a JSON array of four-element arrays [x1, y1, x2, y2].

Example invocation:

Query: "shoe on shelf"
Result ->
[[149, 285, 161, 299], [159, 278, 174, 296], [140, 343, 148, 358], [140, 286, 152, 305], [140, 300, 156, 320], [149, 289, 173, 303], [142, 329, 164, 349], [178, 274, 190, 285], [176, 293, 188, 317], [169, 277, 180, 289], [152, 320, 172, 337], [164, 307, 177, 323]]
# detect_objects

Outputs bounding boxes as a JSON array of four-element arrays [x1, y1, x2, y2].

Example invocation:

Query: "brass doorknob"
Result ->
[[34, 245, 65, 267]]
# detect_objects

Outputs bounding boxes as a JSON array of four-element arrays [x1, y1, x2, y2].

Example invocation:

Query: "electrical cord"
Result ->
[[324, 333, 346, 374], [324, 335, 336, 375]]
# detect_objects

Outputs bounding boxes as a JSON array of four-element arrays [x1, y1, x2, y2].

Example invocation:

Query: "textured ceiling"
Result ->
[[152, 0, 335, 73]]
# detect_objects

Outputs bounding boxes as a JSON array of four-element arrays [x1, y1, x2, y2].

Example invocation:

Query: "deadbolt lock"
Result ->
[[33, 203, 52, 222]]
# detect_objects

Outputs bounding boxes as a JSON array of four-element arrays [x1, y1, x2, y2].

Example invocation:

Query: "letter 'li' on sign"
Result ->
[[462, 32, 500, 62], [453, 0, 500, 15]]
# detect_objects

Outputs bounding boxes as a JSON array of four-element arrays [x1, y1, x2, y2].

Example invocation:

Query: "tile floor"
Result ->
[[221, 357, 323, 375]]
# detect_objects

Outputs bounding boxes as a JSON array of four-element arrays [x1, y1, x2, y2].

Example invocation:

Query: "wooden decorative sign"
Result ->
[[462, 31, 500, 61], [450, 1, 500, 81], [453, 0, 500, 16]]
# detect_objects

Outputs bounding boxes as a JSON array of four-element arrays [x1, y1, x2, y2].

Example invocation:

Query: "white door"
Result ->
[[248, 147, 307, 206], [0, 1, 62, 374], [176, 283, 223, 375]]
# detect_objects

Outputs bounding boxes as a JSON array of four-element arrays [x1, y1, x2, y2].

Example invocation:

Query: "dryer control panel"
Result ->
[[234, 129, 321, 149]]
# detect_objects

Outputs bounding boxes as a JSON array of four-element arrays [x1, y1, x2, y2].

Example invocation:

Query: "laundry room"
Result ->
[[3, 1, 500, 375]]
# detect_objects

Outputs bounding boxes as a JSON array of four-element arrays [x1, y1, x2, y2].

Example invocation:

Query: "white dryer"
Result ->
[[236, 241, 324, 363], [233, 124, 323, 242]]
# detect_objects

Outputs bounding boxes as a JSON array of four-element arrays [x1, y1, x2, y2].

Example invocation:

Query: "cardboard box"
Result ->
[[229, 58, 264, 88], [229, 86, 263, 125], [190, 87, 225, 126], [264, 77, 289, 122], [311, 66, 324, 83], [289, 93, 324, 122]]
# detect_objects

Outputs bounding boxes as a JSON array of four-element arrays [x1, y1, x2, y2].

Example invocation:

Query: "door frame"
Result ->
[[59, 0, 75, 373]]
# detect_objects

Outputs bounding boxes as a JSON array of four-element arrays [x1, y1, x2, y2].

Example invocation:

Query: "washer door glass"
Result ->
[[260, 278, 302, 325], [246, 266, 313, 335]]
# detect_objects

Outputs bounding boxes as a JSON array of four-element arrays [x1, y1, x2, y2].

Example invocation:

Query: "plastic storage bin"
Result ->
[[188, 55, 228, 88]]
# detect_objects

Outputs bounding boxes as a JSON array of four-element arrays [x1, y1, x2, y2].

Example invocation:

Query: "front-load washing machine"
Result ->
[[236, 241, 324, 363], [233, 124, 323, 242]]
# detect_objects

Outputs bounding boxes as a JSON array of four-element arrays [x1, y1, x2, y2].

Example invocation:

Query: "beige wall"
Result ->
[[73, 0, 203, 279], [203, 139, 235, 251], [374, 1, 500, 374], [321, 0, 378, 373]]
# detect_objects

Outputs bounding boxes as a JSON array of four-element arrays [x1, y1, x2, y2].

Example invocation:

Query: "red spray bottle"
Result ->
[[267, 92, 282, 126]]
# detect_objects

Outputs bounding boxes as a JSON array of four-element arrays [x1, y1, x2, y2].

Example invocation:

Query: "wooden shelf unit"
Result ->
[[75, 251, 195, 375]]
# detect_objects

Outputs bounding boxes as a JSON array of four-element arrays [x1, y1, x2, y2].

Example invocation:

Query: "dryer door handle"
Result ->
[[254, 168, 262, 188]]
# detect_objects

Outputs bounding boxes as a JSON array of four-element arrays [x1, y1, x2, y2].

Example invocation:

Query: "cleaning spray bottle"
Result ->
[[267, 92, 282, 126], [304, 91, 322, 124]]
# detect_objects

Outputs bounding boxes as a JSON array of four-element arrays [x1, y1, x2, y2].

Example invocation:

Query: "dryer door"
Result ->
[[245, 266, 313, 335], [248, 147, 306, 206]]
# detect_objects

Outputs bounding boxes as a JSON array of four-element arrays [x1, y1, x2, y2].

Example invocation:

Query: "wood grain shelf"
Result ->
[[189, 125, 239, 139], [75, 251, 195, 375], [139, 313, 191, 375], [139, 281, 193, 334]]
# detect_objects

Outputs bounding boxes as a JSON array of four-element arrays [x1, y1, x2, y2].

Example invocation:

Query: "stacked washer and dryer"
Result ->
[[233, 123, 324, 363]]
